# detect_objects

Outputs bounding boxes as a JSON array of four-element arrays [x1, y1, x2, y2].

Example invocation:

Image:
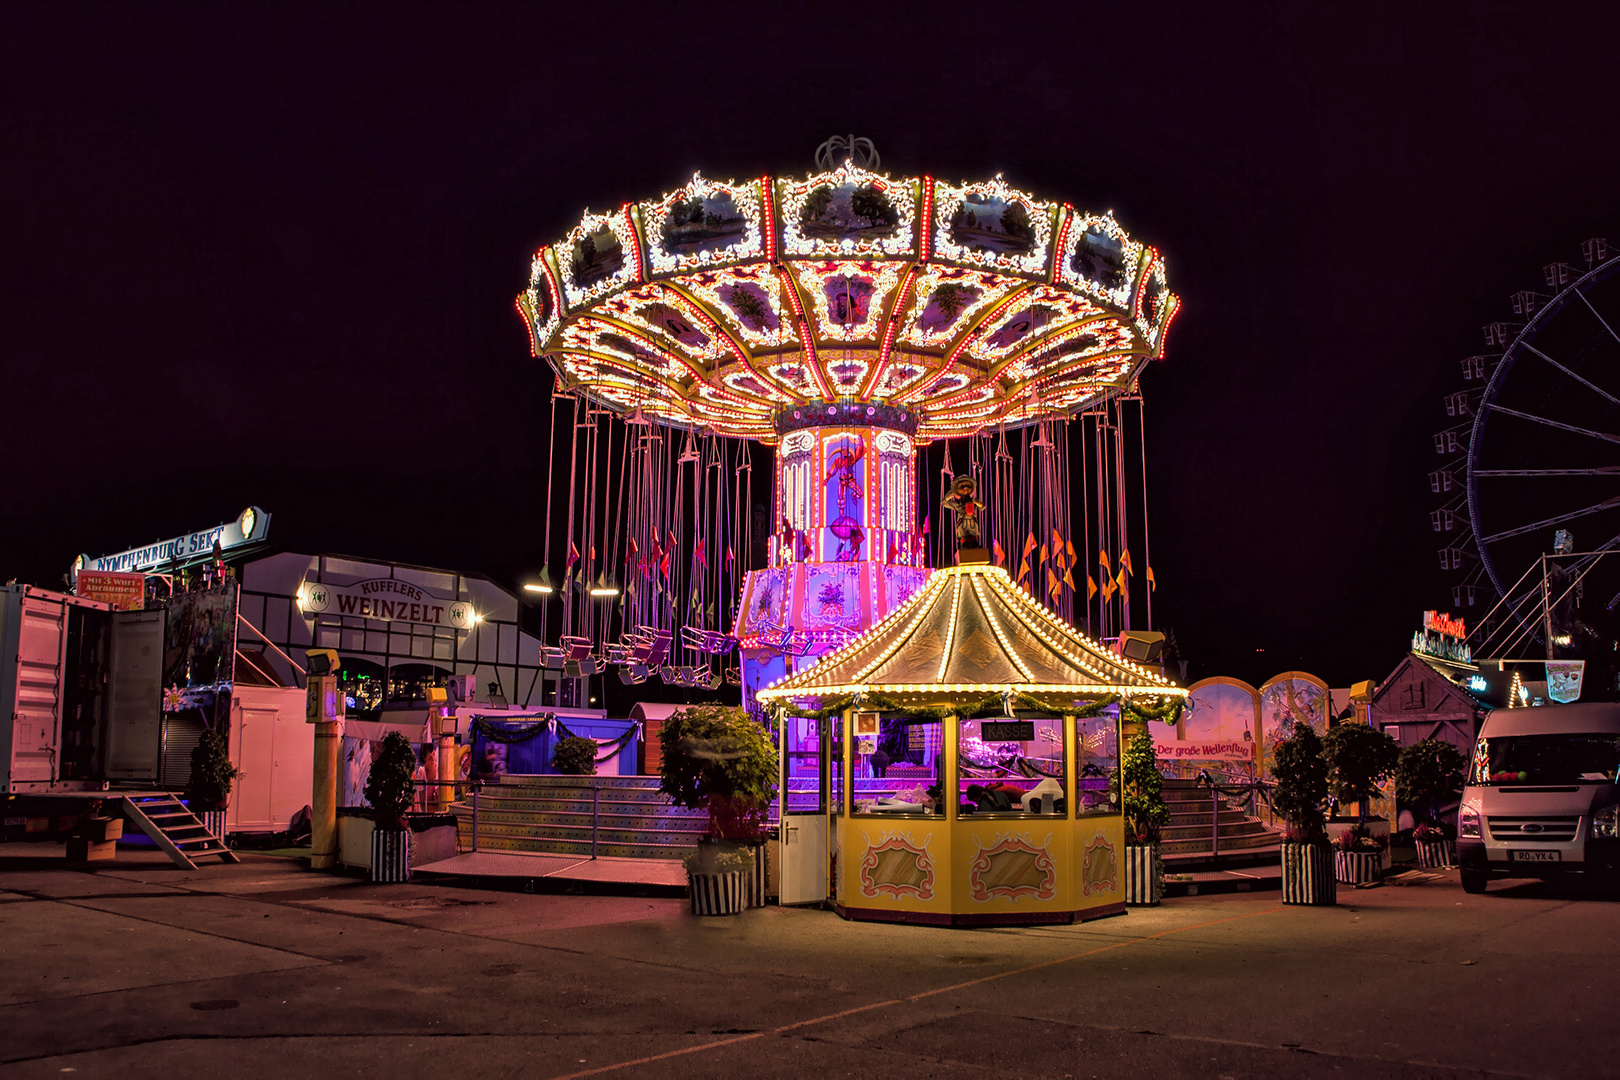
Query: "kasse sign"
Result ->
[[301, 577, 476, 630]]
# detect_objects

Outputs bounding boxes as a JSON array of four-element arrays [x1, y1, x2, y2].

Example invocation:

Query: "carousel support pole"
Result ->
[[304, 649, 344, 871], [429, 689, 455, 814]]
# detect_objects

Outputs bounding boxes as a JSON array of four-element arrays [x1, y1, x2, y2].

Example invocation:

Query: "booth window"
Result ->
[[851, 716, 942, 816], [1075, 712, 1120, 815], [782, 714, 824, 813], [956, 715, 1066, 816]]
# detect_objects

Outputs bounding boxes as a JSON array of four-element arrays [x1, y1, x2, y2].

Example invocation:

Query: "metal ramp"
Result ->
[[120, 793, 239, 870]]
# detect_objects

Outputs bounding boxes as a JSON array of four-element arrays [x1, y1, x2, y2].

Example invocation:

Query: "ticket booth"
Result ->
[[762, 558, 1186, 926]]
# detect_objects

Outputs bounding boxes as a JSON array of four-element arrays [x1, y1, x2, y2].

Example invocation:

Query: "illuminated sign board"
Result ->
[[1414, 610, 1471, 664], [299, 577, 476, 630], [78, 507, 270, 575]]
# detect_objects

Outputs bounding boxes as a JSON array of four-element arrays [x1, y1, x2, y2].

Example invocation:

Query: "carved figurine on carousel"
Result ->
[[941, 474, 988, 560]]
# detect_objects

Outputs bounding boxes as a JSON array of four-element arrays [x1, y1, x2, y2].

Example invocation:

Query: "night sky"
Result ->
[[5, 4, 1616, 690]]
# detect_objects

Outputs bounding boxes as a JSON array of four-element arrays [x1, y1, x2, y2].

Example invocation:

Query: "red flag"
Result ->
[[922, 517, 930, 535], [886, 537, 898, 564], [727, 545, 735, 565], [659, 551, 671, 579], [565, 541, 580, 569], [667, 529, 678, 556], [992, 539, 1005, 567], [694, 538, 708, 570], [627, 538, 639, 559]]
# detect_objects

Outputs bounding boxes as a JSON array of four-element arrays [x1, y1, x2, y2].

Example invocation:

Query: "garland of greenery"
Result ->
[[773, 690, 1183, 725], [466, 715, 641, 763]]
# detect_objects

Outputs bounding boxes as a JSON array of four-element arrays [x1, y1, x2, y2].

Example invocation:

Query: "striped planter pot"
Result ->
[[199, 810, 228, 843], [746, 842, 768, 908], [370, 828, 412, 884], [1281, 844, 1337, 906], [1124, 844, 1163, 906], [1416, 839, 1455, 869], [689, 870, 747, 916], [1335, 850, 1381, 886]]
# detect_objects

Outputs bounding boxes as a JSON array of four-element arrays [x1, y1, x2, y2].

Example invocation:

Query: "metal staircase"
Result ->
[[1159, 778, 1281, 869], [120, 793, 239, 870]]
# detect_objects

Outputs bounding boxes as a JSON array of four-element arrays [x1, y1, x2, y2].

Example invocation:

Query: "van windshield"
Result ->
[[1471, 734, 1620, 785]]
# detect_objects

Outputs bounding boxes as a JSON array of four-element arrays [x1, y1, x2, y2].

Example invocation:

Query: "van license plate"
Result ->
[[1510, 850, 1560, 863]]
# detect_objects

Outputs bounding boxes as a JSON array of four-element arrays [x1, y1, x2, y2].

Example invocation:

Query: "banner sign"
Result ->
[[75, 570, 146, 610], [1546, 660, 1586, 704], [162, 584, 239, 688], [79, 507, 270, 575], [1155, 679, 1257, 763], [300, 577, 476, 629]]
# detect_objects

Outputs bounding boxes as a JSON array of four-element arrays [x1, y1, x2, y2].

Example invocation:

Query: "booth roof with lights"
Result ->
[[758, 558, 1185, 926]]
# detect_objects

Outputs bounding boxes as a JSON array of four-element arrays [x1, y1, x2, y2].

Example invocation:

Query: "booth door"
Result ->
[[779, 713, 829, 905]]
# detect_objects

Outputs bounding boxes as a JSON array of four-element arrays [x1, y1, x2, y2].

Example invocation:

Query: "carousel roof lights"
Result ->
[[519, 162, 1177, 444]]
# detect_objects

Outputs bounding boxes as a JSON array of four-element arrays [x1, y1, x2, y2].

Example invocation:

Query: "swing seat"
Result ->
[[680, 627, 738, 654]]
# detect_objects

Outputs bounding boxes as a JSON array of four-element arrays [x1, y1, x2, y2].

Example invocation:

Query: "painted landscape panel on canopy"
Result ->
[[560, 209, 640, 311], [641, 176, 768, 276], [931, 177, 1056, 279], [778, 165, 919, 259]]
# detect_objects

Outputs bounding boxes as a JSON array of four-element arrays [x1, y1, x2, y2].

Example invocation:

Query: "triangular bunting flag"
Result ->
[[1087, 574, 1098, 600], [694, 538, 708, 570], [566, 541, 580, 570], [1016, 557, 1031, 584], [1116, 568, 1129, 605], [1120, 550, 1134, 575], [1021, 533, 1038, 560], [1039, 543, 1049, 566], [1099, 549, 1112, 573], [992, 539, 1006, 567], [1147, 566, 1157, 591]]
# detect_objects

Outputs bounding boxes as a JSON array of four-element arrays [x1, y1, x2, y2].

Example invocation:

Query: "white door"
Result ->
[[232, 703, 277, 830], [779, 713, 829, 905]]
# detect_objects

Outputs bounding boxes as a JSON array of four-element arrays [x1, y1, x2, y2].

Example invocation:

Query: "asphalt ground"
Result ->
[[0, 847, 1615, 1079]]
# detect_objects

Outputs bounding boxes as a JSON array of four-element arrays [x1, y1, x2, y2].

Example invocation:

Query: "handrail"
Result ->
[[236, 613, 307, 682]]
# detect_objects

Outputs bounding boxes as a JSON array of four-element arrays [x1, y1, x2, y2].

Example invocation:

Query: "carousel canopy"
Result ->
[[517, 165, 1178, 443], [754, 560, 1185, 708]]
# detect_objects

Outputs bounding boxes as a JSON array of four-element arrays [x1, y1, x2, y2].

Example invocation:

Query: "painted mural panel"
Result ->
[[1153, 677, 1258, 781]]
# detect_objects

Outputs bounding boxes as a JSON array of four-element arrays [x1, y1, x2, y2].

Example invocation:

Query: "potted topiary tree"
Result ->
[[551, 735, 598, 776], [1120, 727, 1169, 905], [364, 731, 416, 883], [1273, 721, 1335, 905], [185, 729, 239, 843], [1395, 738, 1466, 868], [658, 705, 778, 915], [1322, 723, 1400, 885]]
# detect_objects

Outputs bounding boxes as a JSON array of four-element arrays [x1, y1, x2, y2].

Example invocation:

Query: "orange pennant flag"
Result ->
[[1099, 549, 1112, 573], [1063, 568, 1075, 590], [1016, 557, 1030, 584], [1065, 540, 1077, 565], [1039, 543, 1049, 566], [1050, 528, 1063, 563], [1116, 568, 1130, 605], [1020, 533, 1038, 560], [1087, 574, 1099, 600], [1047, 567, 1062, 600], [992, 539, 1006, 567], [1120, 550, 1134, 575], [1101, 573, 1116, 601], [1147, 566, 1157, 592]]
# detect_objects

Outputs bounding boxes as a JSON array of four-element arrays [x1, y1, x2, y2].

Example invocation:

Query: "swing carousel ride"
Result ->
[[518, 139, 1179, 710]]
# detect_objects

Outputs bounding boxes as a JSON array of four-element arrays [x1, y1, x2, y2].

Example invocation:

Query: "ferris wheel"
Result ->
[[1434, 237, 1620, 648]]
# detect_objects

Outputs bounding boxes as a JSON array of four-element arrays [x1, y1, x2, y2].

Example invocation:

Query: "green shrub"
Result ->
[[185, 729, 238, 811], [1273, 722, 1329, 843], [658, 705, 777, 840], [1120, 728, 1168, 844], [365, 731, 417, 829], [1322, 722, 1400, 821], [551, 736, 598, 776], [1394, 738, 1466, 826]]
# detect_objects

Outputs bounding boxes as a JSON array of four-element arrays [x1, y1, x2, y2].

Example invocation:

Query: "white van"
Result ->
[[1457, 703, 1620, 893]]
